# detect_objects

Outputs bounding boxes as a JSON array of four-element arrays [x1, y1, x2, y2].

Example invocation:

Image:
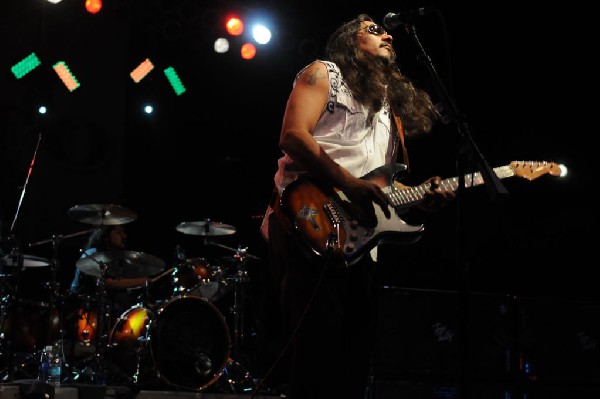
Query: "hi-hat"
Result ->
[[68, 204, 138, 225], [176, 221, 236, 237], [76, 250, 165, 278]]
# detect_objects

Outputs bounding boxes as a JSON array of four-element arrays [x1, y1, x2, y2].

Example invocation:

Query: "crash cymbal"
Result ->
[[76, 250, 165, 278], [68, 204, 138, 225], [176, 221, 236, 237], [2, 254, 50, 268]]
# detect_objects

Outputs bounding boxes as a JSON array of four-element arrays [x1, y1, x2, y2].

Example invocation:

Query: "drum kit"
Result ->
[[0, 204, 259, 393]]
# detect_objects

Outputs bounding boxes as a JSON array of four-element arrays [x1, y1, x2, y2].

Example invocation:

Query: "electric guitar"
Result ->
[[278, 161, 565, 265]]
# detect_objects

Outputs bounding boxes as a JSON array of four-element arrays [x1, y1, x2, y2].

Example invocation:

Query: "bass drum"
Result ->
[[150, 295, 231, 391]]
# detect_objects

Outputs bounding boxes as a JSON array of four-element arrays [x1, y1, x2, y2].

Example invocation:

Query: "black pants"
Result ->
[[266, 213, 378, 399]]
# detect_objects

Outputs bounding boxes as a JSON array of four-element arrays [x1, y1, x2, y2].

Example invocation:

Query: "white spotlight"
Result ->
[[214, 38, 229, 54], [252, 24, 271, 45]]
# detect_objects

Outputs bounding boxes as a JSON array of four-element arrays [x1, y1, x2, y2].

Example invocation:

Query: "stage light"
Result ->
[[53, 61, 80, 92], [252, 24, 271, 45], [164, 67, 186, 96], [214, 38, 229, 54], [85, 0, 102, 14], [130, 58, 154, 83], [225, 16, 244, 36], [11, 52, 41, 79], [240, 43, 256, 60]]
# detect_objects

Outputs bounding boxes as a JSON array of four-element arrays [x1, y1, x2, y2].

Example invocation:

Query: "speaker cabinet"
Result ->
[[372, 287, 515, 381], [372, 287, 600, 393], [518, 296, 600, 384]]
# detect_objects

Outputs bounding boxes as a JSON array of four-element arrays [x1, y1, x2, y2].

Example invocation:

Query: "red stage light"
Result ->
[[85, 0, 102, 14], [225, 17, 244, 36], [240, 43, 256, 60]]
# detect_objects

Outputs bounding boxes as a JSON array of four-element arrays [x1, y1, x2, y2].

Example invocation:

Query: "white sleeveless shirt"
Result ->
[[261, 60, 396, 242]]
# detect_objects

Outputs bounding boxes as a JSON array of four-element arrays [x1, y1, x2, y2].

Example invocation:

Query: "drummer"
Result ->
[[69, 225, 150, 315]]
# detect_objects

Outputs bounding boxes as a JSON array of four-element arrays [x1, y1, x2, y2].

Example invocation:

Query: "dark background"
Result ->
[[0, 0, 596, 379]]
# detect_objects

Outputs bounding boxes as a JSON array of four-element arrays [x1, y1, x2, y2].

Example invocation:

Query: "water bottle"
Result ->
[[48, 343, 62, 386], [39, 346, 51, 382]]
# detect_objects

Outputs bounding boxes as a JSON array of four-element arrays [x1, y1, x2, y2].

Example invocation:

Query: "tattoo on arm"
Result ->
[[305, 68, 327, 85]]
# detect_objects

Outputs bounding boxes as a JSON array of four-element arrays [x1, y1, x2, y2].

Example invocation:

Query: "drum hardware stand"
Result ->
[[0, 246, 23, 381], [220, 245, 258, 394], [30, 234, 65, 374], [0, 246, 49, 381], [204, 239, 260, 393], [132, 316, 155, 386], [71, 252, 112, 384], [27, 228, 97, 382], [231, 247, 250, 362], [204, 242, 260, 358]]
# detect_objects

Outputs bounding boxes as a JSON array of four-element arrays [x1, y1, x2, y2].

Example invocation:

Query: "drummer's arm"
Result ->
[[104, 277, 150, 290]]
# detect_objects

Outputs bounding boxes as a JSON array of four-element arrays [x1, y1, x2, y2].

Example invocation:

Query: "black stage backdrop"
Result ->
[[0, 0, 596, 383]]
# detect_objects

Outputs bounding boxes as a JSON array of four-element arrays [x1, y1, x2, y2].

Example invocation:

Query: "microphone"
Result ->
[[383, 7, 435, 29]]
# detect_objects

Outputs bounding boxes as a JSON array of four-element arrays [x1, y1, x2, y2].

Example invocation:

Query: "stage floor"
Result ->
[[0, 383, 280, 399]]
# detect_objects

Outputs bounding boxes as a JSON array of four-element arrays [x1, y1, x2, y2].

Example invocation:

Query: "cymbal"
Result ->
[[2, 254, 50, 268], [76, 250, 165, 278], [68, 204, 138, 225], [176, 221, 236, 237]]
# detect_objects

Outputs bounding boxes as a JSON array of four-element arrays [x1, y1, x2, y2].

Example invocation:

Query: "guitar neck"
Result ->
[[389, 165, 515, 208]]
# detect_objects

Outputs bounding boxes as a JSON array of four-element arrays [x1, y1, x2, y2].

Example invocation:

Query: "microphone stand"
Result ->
[[403, 22, 509, 399]]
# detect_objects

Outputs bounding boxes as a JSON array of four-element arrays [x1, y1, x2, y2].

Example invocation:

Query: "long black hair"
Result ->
[[324, 14, 439, 137]]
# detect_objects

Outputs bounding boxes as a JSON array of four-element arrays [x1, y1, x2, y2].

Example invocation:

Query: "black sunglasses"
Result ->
[[360, 24, 387, 36]]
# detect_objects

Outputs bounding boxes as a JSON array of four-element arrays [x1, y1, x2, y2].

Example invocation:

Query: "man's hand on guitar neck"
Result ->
[[394, 176, 455, 213]]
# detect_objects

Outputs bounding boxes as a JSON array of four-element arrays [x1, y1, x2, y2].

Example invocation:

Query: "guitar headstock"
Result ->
[[510, 161, 566, 181]]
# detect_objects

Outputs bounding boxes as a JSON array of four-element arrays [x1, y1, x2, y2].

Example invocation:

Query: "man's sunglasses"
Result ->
[[360, 24, 387, 36]]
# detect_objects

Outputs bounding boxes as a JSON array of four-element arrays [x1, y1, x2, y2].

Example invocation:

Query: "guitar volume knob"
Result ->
[[350, 219, 359, 229]]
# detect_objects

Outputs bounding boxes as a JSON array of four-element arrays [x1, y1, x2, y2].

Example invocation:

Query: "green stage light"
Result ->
[[164, 67, 186, 96], [11, 52, 41, 79]]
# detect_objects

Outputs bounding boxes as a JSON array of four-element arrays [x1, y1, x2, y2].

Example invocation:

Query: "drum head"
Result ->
[[150, 295, 231, 391], [106, 304, 154, 382]]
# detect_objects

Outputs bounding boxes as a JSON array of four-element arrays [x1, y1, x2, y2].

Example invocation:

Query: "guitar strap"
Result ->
[[391, 107, 409, 170]]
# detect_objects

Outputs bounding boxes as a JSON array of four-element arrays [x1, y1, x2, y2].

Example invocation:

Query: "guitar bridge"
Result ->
[[324, 202, 343, 228], [324, 202, 344, 249]]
